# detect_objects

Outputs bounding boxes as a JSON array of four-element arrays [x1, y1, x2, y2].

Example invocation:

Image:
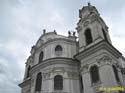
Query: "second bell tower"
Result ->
[[76, 3, 111, 52], [75, 3, 124, 93]]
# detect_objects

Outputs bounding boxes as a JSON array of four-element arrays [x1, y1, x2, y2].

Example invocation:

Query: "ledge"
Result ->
[[74, 40, 122, 60], [30, 57, 79, 74], [18, 77, 31, 88]]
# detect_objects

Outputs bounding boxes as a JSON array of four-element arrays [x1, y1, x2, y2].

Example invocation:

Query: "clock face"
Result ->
[[84, 21, 89, 27]]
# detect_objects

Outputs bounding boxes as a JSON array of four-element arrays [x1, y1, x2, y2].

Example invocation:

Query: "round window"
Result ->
[[55, 45, 63, 56]]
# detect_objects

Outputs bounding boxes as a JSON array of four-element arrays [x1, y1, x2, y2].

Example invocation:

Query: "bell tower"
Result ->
[[76, 3, 111, 52], [75, 3, 124, 93]]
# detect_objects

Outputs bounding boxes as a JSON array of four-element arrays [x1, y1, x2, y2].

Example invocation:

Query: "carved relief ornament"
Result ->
[[43, 73, 51, 80], [84, 21, 89, 27], [80, 64, 89, 73], [67, 72, 79, 79], [97, 56, 112, 66], [76, 26, 82, 32]]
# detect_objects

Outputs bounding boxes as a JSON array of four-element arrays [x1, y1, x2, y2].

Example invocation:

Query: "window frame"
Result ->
[[90, 65, 100, 84], [54, 75, 63, 90], [26, 66, 31, 78], [35, 72, 42, 91], [39, 51, 44, 63], [55, 45, 63, 56], [112, 65, 120, 82], [102, 28, 108, 42], [84, 28, 93, 45]]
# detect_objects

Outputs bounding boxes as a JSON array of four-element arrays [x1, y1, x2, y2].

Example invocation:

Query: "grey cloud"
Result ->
[[0, 0, 125, 93]]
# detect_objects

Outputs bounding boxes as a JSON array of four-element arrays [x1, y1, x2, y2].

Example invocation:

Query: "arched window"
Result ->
[[54, 75, 63, 90], [39, 51, 44, 63], [90, 65, 100, 83], [55, 45, 63, 56], [26, 66, 31, 78], [102, 28, 108, 42], [121, 68, 125, 75], [112, 65, 120, 82], [85, 28, 93, 45], [35, 72, 42, 91]]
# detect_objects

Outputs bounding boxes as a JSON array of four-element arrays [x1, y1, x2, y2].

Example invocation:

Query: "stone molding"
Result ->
[[26, 56, 33, 66], [51, 91, 67, 93], [35, 38, 77, 50], [19, 78, 31, 88], [84, 20, 89, 27], [80, 55, 113, 73], [76, 25, 82, 32], [43, 73, 51, 80], [80, 64, 89, 73], [42, 67, 65, 80], [43, 71, 79, 80], [97, 56, 112, 66], [91, 14, 98, 22], [42, 67, 79, 80], [75, 40, 122, 61], [30, 58, 79, 74], [52, 67, 65, 74], [67, 71, 79, 79], [77, 13, 99, 28], [31, 78, 34, 87]]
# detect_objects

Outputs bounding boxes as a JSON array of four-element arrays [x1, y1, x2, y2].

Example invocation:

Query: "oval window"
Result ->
[[39, 51, 44, 63], [55, 45, 63, 56]]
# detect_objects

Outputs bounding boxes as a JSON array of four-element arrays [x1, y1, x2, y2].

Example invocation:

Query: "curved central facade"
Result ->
[[19, 3, 125, 93], [19, 31, 81, 93]]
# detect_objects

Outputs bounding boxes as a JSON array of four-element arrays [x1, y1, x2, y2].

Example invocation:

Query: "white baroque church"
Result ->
[[19, 3, 125, 93]]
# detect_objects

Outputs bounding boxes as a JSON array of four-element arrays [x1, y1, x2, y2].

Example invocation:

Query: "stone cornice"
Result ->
[[25, 56, 33, 66], [19, 78, 31, 88], [30, 57, 79, 74], [74, 40, 122, 60], [80, 56, 113, 73], [67, 71, 79, 79], [36, 32, 57, 45], [35, 38, 77, 52], [42, 70, 79, 80]]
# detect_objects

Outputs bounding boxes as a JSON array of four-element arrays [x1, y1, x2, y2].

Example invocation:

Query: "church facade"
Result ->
[[19, 3, 125, 93]]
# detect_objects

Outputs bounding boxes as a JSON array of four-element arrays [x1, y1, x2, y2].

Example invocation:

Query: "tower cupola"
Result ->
[[76, 3, 111, 52]]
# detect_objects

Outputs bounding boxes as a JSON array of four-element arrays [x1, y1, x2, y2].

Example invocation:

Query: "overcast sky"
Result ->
[[0, 0, 125, 93]]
